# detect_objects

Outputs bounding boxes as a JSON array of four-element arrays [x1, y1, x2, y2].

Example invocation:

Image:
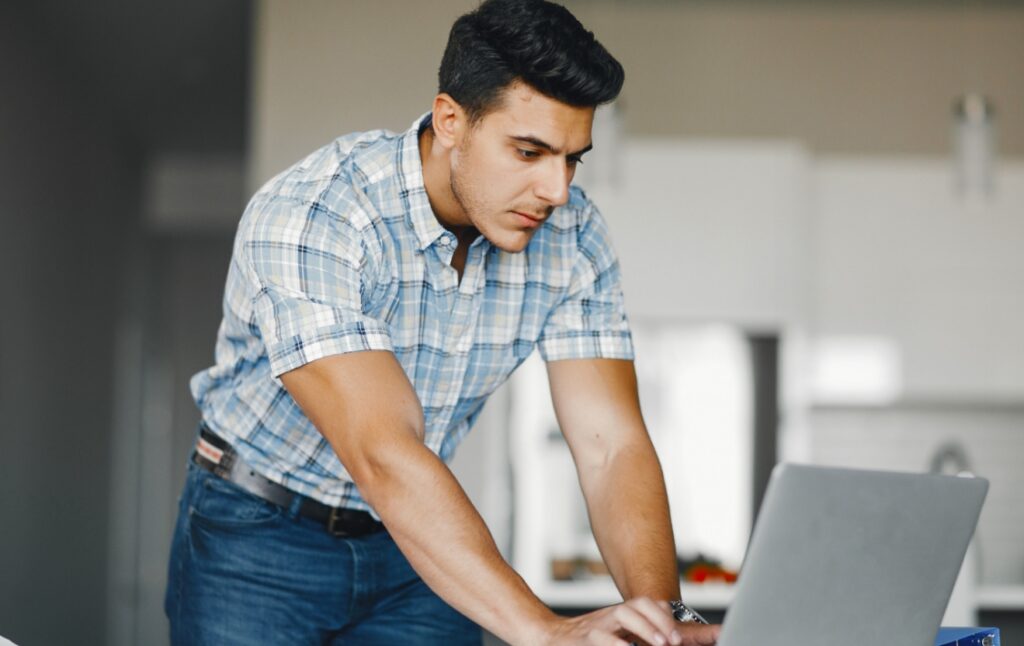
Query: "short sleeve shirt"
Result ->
[[190, 113, 633, 513]]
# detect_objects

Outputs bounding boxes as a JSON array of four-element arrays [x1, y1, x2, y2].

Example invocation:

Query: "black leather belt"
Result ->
[[192, 424, 386, 538]]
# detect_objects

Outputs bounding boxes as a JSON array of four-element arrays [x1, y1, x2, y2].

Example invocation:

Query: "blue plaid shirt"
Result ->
[[190, 113, 634, 513]]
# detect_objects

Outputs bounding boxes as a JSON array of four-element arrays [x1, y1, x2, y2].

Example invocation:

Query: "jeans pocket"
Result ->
[[190, 472, 284, 530]]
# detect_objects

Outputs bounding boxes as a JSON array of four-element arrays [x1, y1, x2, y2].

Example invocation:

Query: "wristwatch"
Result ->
[[628, 601, 711, 646], [669, 599, 709, 624]]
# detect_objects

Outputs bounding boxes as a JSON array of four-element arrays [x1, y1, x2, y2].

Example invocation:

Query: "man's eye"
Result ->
[[567, 156, 584, 166], [517, 149, 540, 159]]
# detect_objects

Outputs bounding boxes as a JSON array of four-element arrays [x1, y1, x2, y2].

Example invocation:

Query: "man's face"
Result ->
[[448, 83, 595, 253]]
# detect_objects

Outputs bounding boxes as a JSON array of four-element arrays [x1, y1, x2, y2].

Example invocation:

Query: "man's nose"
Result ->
[[534, 158, 571, 207]]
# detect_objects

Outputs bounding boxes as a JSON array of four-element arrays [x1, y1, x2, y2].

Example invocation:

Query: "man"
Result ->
[[166, 1, 720, 644]]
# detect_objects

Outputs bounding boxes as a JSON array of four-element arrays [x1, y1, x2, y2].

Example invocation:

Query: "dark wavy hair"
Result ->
[[438, 0, 624, 122]]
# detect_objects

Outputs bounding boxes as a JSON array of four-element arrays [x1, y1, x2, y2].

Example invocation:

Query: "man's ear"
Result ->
[[431, 93, 466, 150]]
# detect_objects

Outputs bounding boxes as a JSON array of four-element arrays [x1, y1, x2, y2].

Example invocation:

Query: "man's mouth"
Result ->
[[513, 210, 546, 228]]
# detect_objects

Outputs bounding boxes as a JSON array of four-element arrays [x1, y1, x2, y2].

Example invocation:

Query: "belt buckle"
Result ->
[[327, 507, 352, 537]]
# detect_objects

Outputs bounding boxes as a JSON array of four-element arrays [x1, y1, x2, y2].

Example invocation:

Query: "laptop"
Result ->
[[716, 463, 988, 646]]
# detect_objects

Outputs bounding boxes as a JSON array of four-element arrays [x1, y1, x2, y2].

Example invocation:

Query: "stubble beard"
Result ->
[[448, 144, 538, 254], [449, 159, 501, 245], [449, 168, 476, 228]]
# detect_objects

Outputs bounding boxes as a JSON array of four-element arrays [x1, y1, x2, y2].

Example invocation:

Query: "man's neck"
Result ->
[[418, 125, 478, 280]]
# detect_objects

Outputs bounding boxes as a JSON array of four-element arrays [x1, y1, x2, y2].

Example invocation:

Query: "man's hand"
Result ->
[[540, 598, 720, 646]]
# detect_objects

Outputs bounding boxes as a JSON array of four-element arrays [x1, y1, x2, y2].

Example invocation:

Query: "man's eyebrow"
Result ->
[[510, 135, 593, 158]]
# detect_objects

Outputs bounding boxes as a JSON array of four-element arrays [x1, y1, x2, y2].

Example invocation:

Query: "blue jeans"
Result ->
[[165, 462, 482, 645]]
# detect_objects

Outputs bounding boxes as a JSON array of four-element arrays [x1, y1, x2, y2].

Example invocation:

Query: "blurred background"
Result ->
[[2, 1, 1023, 644]]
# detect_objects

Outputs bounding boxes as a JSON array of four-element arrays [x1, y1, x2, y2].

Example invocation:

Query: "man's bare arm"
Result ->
[[548, 358, 719, 645], [547, 358, 678, 599], [281, 350, 688, 646]]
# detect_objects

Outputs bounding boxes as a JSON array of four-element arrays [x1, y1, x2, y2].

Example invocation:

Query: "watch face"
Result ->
[[670, 600, 709, 624]]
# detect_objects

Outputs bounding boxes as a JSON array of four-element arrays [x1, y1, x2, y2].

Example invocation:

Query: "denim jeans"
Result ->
[[165, 461, 482, 645]]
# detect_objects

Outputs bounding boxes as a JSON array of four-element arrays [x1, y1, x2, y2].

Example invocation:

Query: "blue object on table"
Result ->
[[935, 627, 1000, 645]]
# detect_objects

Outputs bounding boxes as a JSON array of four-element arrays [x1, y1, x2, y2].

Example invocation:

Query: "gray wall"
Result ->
[[0, 5, 136, 645], [0, 2, 248, 643]]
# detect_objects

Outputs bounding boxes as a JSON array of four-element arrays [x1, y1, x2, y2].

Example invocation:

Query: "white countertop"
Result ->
[[537, 579, 1024, 612]]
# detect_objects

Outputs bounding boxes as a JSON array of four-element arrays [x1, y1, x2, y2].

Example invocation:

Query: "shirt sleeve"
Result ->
[[537, 202, 635, 362], [240, 192, 393, 378]]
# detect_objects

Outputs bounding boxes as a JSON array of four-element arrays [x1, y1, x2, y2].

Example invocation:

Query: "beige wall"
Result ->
[[251, 1, 1024, 185], [566, 3, 1024, 153], [251, 1, 475, 186]]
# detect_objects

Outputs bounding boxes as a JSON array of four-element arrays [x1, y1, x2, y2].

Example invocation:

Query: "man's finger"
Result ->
[[608, 604, 672, 646], [677, 622, 721, 646], [627, 597, 680, 644]]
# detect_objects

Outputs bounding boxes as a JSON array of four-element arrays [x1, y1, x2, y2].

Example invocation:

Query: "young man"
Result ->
[[166, 1, 720, 644]]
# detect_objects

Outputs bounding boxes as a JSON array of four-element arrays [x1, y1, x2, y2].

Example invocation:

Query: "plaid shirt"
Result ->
[[190, 113, 633, 513]]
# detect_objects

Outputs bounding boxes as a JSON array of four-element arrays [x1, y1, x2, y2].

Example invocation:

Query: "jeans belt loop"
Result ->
[[327, 508, 350, 538]]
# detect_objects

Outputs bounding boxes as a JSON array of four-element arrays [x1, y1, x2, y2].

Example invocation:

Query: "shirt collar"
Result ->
[[399, 112, 449, 252]]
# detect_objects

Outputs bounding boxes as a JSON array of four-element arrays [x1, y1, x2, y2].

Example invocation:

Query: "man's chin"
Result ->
[[488, 231, 533, 254]]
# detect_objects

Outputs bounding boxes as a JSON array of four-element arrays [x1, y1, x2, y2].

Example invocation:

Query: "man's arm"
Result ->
[[547, 357, 678, 599], [547, 358, 719, 646], [280, 350, 688, 646]]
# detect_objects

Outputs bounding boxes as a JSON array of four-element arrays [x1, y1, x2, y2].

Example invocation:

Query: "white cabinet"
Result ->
[[811, 158, 1024, 400], [586, 139, 812, 328]]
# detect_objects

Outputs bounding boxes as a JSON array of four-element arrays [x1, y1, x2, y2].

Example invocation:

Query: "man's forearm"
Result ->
[[581, 438, 680, 601], [283, 353, 555, 643], [339, 432, 556, 645]]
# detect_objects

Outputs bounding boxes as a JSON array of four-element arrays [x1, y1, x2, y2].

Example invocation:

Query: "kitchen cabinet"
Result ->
[[587, 139, 811, 328], [811, 158, 1024, 400]]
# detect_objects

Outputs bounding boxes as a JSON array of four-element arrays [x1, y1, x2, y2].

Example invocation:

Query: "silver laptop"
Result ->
[[717, 463, 988, 646]]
